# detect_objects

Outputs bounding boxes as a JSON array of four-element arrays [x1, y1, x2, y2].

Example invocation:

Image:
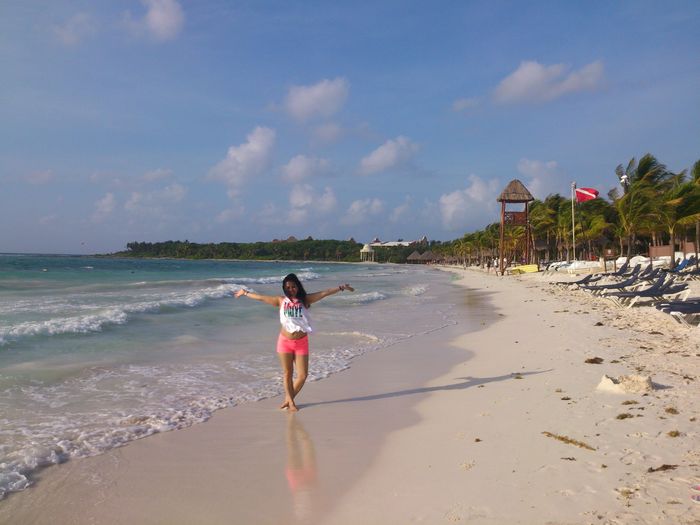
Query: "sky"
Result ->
[[1, 1, 699, 254]]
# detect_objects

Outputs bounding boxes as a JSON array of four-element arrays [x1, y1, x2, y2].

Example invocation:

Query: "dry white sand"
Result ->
[[322, 268, 700, 524], [1, 266, 698, 524]]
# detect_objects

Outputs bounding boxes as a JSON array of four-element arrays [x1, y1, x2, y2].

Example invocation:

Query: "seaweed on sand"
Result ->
[[541, 431, 596, 451]]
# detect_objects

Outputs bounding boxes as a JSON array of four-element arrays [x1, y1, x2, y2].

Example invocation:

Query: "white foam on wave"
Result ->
[[0, 324, 395, 500], [323, 330, 381, 342], [334, 291, 388, 305], [0, 360, 281, 499], [354, 269, 410, 278], [222, 270, 320, 285], [0, 261, 458, 499], [0, 283, 248, 345], [402, 284, 428, 296]]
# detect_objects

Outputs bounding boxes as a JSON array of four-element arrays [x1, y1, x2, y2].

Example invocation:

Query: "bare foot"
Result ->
[[288, 402, 299, 412], [280, 400, 289, 409]]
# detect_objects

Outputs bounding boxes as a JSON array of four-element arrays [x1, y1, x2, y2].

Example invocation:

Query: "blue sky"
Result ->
[[1, 1, 699, 254]]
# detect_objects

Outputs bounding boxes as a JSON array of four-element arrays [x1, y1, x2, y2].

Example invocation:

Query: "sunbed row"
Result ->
[[655, 298, 700, 328], [552, 263, 691, 310]]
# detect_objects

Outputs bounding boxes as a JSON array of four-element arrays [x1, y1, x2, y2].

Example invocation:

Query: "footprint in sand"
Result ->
[[460, 460, 476, 471]]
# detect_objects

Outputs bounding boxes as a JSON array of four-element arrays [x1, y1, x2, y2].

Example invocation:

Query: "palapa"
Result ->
[[497, 179, 534, 203], [407, 250, 422, 262]]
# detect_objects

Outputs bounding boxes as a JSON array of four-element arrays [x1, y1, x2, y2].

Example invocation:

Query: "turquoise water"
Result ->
[[0, 255, 459, 498]]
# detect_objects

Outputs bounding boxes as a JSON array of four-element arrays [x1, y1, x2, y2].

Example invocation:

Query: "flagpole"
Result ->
[[571, 182, 576, 261]]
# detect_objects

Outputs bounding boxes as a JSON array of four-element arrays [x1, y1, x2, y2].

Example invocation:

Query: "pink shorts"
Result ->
[[276, 334, 309, 355]]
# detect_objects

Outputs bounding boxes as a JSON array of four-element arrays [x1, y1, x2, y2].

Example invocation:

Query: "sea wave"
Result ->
[[334, 291, 388, 305], [221, 270, 321, 285], [0, 283, 247, 346], [354, 269, 410, 278], [0, 328, 391, 500], [402, 284, 428, 296]]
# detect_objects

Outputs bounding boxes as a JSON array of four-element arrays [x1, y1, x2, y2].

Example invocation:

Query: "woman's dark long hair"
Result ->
[[282, 273, 309, 308]]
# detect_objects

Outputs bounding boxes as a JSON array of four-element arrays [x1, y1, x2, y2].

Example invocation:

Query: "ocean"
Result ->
[[0, 255, 460, 499]]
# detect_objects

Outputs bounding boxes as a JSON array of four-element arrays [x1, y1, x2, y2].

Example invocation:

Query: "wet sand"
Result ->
[[1, 267, 699, 524]]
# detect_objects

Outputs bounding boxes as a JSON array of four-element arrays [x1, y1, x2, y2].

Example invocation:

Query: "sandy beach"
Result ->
[[1, 266, 699, 525]]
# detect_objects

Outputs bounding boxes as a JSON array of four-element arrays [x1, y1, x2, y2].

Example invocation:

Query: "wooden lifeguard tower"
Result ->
[[497, 179, 535, 275]]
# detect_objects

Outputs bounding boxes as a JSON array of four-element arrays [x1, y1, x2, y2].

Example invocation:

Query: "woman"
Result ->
[[235, 273, 354, 411]]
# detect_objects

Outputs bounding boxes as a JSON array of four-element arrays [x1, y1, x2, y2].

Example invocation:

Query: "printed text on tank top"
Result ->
[[279, 297, 313, 336]]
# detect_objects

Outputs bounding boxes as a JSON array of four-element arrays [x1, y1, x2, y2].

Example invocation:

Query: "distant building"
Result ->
[[360, 244, 375, 262], [368, 236, 428, 248]]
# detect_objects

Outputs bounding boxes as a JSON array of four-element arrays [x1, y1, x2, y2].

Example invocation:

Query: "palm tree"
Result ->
[[555, 199, 574, 260], [529, 196, 560, 262], [577, 198, 614, 259], [692, 160, 700, 266], [613, 154, 672, 260]]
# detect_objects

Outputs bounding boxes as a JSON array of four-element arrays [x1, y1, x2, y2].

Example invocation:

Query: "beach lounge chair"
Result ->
[[656, 298, 700, 327], [637, 267, 663, 282], [669, 257, 692, 274], [606, 276, 689, 308], [678, 259, 700, 281], [551, 273, 602, 287], [580, 266, 642, 295], [608, 260, 629, 277], [636, 263, 653, 279], [620, 263, 642, 278]]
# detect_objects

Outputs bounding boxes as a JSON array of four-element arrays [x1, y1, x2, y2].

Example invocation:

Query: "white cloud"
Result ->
[[124, 0, 185, 42], [494, 60, 604, 104], [317, 187, 337, 214], [92, 192, 116, 222], [342, 198, 384, 225], [54, 12, 98, 46], [359, 136, 419, 176], [282, 155, 330, 182], [39, 214, 59, 226], [312, 122, 343, 144], [289, 185, 313, 209], [124, 183, 186, 218], [215, 207, 244, 224], [516, 158, 566, 198], [143, 168, 173, 182], [288, 185, 337, 224], [209, 127, 276, 198], [452, 97, 479, 112], [25, 170, 54, 185], [439, 175, 500, 230], [390, 197, 413, 223], [285, 78, 349, 121], [254, 202, 282, 226]]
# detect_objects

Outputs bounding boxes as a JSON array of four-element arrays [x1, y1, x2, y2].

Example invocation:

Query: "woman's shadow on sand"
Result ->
[[302, 369, 551, 408]]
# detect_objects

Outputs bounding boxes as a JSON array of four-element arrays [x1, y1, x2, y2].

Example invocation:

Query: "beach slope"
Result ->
[[1, 267, 698, 524]]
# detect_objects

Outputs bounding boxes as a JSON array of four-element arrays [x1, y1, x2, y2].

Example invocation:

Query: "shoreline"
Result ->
[[0, 267, 487, 524], [1, 267, 698, 524]]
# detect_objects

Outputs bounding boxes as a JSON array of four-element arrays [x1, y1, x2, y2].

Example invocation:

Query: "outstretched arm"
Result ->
[[307, 284, 354, 305], [234, 289, 281, 307]]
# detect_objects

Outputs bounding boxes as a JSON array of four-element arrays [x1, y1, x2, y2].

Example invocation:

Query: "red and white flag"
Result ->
[[574, 187, 599, 203]]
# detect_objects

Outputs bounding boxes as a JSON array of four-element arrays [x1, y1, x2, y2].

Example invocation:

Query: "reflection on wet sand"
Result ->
[[285, 414, 317, 523]]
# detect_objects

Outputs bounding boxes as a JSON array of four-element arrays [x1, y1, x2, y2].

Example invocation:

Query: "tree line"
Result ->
[[116, 238, 430, 264], [115, 154, 698, 267], [436, 154, 700, 268]]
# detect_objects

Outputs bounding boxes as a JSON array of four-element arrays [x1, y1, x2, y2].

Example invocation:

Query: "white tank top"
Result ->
[[279, 297, 313, 334]]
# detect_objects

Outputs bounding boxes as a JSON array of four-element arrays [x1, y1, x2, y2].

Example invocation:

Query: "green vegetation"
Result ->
[[115, 154, 699, 266], [437, 154, 700, 268], [114, 238, 431, 264]]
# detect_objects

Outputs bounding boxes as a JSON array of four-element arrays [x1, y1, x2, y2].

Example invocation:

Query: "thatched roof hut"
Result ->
[[419, 250, 440, 263], [407, 250, 422, 263], [497, 179, 534, 203]]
